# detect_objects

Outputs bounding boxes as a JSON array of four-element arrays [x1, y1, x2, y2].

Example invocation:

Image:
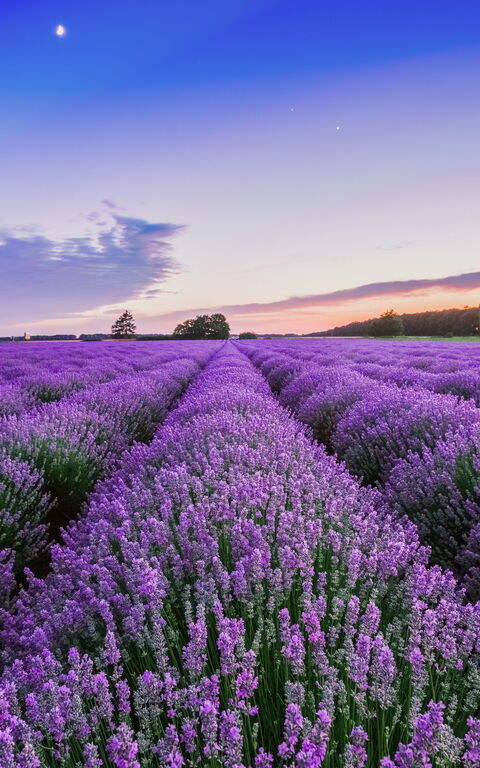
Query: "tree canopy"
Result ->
[[239, 331, 258, 339], [111, 310, 137, 339], [308, 305, 480, 338], [173, 313, 230, 340], [368, 309, 404, 337]]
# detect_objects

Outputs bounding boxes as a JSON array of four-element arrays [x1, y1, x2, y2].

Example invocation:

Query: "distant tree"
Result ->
[[173, 318, 196, 338], [208, 313, 230, 339], [79, 333, 110, 341], [136, 334, 174, 341], [369, 309, 404, 337], [314, 305, 480, 337], [173, 317, 204, 339], [29, 334, 77, 341], [239, 331, 258, 339], [190, 315, 212, 339], [111, 310, 137, 339], [173, 313, 230, 340]]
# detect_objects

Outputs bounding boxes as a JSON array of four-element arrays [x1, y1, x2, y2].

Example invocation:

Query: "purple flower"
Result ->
[[115, 679, 131, 715], [0, 340, 478, 767], [279, 608, 306, 675], [345, 726, 368, 768], [383, 701, 446, 767], [106, 723, 140, 768], [463, 717, 480, 767], [279, 703, 304, 758]]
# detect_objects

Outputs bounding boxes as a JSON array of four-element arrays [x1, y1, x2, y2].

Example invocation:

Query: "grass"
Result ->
[[302, 336, 480, 342], [382, 335, 480, 342]]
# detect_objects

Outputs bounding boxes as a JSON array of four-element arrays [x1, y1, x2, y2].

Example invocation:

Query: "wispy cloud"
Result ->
[[221, 271, 480, 315], [143, 288, 179, 300], [0, 214, 184, 324], [102, 199, 119, 210], [151, 271, 480, 324], [376, 240, 418, 252]]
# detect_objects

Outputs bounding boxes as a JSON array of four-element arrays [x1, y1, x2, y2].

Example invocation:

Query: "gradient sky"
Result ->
[[1, 0, 479, 334]]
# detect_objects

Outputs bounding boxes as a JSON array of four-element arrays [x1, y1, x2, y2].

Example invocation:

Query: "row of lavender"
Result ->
[[0, 342, 219, 583], [0, 342, 198, 416], [247, 338, 480, 405], [237, 339, 480, 599], [0, 344, 478, 766]]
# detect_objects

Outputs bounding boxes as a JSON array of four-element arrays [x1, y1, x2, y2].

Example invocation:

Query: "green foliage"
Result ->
[[79, 334, 110, 341], [27, 380, 81, 403], [13, 438, 103, 525], [369, 309, 404, 337], [136, 334, 174, 341], [111, 310, 137, 339], [312, 305, 480, 337], [454, 452, 476, 499], [239, 331, 258, 339], [173, 313, 230, 340], [0, 460, 53, 568]]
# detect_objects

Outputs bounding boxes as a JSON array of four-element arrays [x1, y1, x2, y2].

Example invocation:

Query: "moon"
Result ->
[[55, 24, 66, 37]]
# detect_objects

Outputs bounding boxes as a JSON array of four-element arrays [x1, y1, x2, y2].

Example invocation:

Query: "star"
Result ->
[[55, 24, 66, 37], [336, 125, 341, 131]]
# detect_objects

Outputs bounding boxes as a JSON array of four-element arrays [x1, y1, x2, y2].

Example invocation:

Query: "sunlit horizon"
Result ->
[[1, 1, 479, 335]]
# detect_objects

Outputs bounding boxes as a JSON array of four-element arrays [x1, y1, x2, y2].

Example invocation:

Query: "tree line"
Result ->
[[110, 310, 231, 340], [5, 305, 479, 343], [310, 306, 480, 338]]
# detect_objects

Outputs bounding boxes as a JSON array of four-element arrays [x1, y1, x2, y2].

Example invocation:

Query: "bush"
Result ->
[[332, 386, 480, 485], [0, 456, 52, 568], [385, 424, 480, 579]]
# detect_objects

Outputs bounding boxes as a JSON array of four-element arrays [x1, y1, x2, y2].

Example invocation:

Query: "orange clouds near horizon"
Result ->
[[224, 288, 480, 334], [10, 276, 480, 337]]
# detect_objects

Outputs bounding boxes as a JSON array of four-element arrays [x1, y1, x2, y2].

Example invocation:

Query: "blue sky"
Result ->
[[1, 0, 480, 333]]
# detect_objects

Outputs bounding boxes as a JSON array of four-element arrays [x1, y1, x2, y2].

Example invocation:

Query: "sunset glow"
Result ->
[[0, 1, 479, 335]]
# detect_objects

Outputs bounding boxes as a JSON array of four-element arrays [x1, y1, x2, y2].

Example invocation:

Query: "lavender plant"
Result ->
[[0, 345, 218, 574], [0, 346, 478, 766], [385, 424, 480, 586], [332, 386, 479, 485], [0, 341, 215, 412], [240, 339, 480, 584], [278, 366, 372, 451], [0, 456, 52, 570]]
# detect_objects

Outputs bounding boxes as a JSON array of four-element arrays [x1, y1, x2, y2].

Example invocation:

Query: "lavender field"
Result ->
[[0, 339, 479, 767]]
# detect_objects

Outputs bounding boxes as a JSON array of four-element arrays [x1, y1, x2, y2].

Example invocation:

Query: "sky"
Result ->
[[0, 0, 479, 335]]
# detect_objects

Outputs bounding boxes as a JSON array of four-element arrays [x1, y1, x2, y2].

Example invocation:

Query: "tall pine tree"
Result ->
[[111, 310, 137, 339]]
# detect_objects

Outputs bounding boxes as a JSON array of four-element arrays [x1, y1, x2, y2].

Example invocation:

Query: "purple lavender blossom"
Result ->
[[0, 340, 477, 766]]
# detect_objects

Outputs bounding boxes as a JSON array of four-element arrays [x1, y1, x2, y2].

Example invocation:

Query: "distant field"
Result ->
[[373, 335, 480, 342], [394, 335, 480, 342], [303, 335, 480, 342]]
